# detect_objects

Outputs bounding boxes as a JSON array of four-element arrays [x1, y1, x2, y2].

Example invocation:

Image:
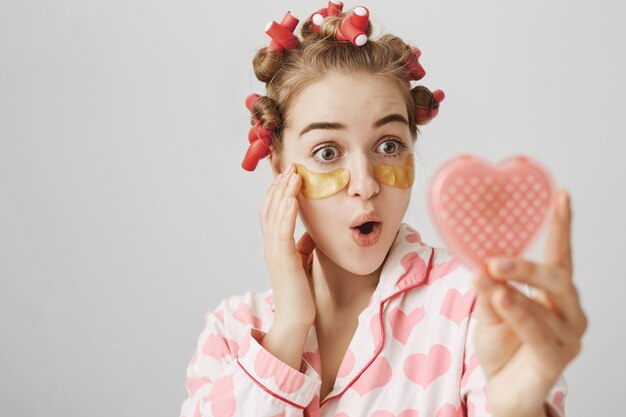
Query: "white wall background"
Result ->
[[1, 0, 624, 416]]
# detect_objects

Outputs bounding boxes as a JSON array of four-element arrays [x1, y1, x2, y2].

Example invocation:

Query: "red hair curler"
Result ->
[[242, 121, 273, 171], [310, 0, 344, 33], [265, 11, 300, 53], [335, 6, 369, 47], [405, 46, 426, 82], [245, 93, 260, 112], [242, 93, 275, 172], [415, 89, 445, 125]]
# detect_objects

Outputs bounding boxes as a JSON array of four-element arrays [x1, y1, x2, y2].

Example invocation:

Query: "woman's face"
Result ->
[[276, 71, 414, 275]]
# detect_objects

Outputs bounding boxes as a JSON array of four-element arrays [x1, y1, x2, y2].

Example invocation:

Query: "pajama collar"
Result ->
[[286, 223, 463, 406]]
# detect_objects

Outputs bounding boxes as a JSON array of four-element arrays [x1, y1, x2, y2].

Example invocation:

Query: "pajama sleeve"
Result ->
[[460, 311, 568, 417], [179, 299, 322, 417]]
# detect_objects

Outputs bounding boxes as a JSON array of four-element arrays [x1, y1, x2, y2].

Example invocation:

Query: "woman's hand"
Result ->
[[261, 163, 317, 328], [471, 190, 588, 417]]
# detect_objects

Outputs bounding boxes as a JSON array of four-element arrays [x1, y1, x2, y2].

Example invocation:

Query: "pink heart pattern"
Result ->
[[435, 403, 464, 417], [202, 334, 238, 360], [403, 344, 451, 389], [208, 374, 236, 417], [552, 390, 565, 415], [371, 410, 420, 417], [232, 303, 263, 329], [429, 155, 555, 270], [405, 225, 423, 244], [350, 355, 393, 396], [439, 289, 476, 325], [425, 258, 460, 286], [185, 376, 210, 397], [237, 329, 252, 357], [397, 251, 428, 290], [388, 306, 425, 345]]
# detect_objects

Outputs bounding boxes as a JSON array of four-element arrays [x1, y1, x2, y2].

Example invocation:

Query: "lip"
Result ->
[[351, 222, 383, 247], [349, 211, 383, 248], [349, 212, 383, 229]]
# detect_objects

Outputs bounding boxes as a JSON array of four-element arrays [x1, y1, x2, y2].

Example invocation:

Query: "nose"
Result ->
[[346, 153, 380, 200]]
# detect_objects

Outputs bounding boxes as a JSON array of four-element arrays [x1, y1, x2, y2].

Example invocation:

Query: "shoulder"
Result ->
[[205, 288, 275, 338], [426, 244, 476, 294], [395, 224, 474, 292], [212, 288, 274, 317]]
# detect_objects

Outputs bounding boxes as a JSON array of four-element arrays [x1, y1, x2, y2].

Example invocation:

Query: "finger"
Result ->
[[296, 230, 316, 268], [269, 194, 300, 276], [472, 269, 506, 325], [544, 189, 573, 275], [539, 189, 573, 317], [272, 168, 301, 238], [496, 283, 572, 342], [487, 256, 578, 316], [276, 170, 301, 240], [491, 285, 567, 371], [269, 164, 295, 233], [261, 172, 283, 235], [486, 257, 583, 326], [278, 196, 297, 242]]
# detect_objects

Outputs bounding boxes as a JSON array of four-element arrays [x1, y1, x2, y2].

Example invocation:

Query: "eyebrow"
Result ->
[[298, 113, 409, 138]]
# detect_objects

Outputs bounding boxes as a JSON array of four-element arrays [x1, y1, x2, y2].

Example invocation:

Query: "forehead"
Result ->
[[285, 72, 408, 130]]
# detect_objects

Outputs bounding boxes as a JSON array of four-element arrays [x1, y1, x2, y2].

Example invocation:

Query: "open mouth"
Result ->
[[353, 221, 379, 235], [351, 221, 383, 247]]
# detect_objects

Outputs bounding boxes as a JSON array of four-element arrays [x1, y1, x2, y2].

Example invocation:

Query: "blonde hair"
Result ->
[[249, 9, 442, 157]]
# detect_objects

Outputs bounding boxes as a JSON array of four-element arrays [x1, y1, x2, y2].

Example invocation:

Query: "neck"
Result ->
[[310, 248, 382, 315]]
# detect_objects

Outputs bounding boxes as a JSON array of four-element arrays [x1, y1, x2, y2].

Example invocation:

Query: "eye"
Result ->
[[312, 145, 341, 166], [376, 138, 408, 158]]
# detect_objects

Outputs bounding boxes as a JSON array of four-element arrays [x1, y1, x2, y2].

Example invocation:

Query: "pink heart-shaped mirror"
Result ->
[[428, 155, 555, 270]]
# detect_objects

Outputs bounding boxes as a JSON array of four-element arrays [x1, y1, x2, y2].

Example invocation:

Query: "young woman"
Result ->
[[179, 3, 587, 417]]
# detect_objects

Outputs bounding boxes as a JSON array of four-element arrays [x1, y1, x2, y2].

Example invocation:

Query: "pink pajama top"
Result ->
[[179, 223, 567, 417]]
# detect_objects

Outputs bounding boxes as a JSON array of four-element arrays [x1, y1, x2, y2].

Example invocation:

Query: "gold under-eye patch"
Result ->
[[374, 153, 415, 188], [295, 164, 350, 199], [294, 153, 415, 199]]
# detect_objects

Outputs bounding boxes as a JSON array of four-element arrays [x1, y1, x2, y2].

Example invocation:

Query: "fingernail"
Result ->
[[489, 258, 515, 273], [274, 173, 282, 184], [288, 172, 297, 185]]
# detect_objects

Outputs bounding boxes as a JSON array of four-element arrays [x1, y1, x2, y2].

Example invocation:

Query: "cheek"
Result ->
[[297, 194, 326, 222], [380, 187, 412, 220], [296, 195, 341, 235]]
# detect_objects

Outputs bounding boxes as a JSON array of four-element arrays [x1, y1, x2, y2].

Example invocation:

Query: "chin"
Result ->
[[341, 255, 387, 275]]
